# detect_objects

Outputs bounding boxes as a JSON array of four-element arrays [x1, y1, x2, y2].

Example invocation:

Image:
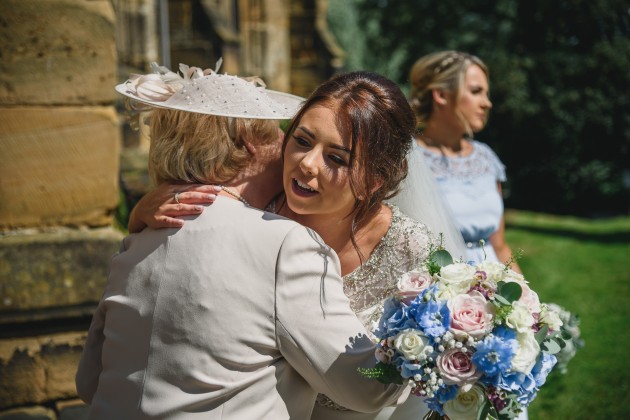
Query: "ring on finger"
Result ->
[[174, 192, 182, 204]]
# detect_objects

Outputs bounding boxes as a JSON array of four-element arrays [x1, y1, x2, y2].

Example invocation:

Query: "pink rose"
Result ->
[[396, 270, 433, 304], [448, 291, 495, 339], [436, 348, 482, 391], [514, 281, 541, 314]]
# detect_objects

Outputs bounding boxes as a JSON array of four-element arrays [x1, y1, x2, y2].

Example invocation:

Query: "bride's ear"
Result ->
[[432, 89, 449, 106]]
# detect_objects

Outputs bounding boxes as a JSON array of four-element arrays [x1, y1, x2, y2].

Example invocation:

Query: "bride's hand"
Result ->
[[128, 183, 221, 233]]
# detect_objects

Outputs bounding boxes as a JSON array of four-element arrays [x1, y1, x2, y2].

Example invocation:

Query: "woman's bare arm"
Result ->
[[128, 183, 221, 233]]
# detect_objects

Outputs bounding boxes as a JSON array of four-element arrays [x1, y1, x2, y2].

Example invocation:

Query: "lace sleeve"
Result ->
[[475, 141, 507, 182]]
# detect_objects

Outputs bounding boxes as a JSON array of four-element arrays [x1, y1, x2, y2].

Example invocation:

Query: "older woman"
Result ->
[[75, 67, 408, 419]]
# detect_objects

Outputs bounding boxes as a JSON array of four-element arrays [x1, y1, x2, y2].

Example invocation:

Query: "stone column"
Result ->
[[0, 0, 123, 416]]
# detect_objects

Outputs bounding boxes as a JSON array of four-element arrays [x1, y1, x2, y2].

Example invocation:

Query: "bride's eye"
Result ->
[[293, 135, 311, 148], [328, 154, 348, 166]]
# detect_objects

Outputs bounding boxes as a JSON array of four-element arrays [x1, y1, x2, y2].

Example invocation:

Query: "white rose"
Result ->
[[539, 304, 564, 331], [512, 330, 541, 374], [475, 261, 506, 284], [437, 263, 476, 298], [393, 329, 433, 361], [503, 268, 526, 284], [505, 301, 535, 333], [443, 384, 486, 420]]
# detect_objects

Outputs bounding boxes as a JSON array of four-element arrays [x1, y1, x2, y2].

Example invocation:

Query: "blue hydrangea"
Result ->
[[531, 352, 557, 387], [497, 371, 538, 406], [435, 384, 458, 404], [400, 359, 425, 379], [414, 298, 450, 338], [375, 299, 417, 338], [472, 334, 517, 376], [493, 325, 518, 341]]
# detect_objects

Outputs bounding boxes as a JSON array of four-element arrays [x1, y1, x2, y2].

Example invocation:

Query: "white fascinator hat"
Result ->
[[115, 58, 304, 120]]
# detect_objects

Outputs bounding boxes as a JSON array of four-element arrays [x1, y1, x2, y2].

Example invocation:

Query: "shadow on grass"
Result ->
[[506, 224, 630, 245]]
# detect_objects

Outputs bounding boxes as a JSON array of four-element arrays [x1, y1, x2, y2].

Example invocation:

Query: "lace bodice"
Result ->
[[419, 139, 506, 182], [416, 141, 506, 262], [316, 204, 434, 412]]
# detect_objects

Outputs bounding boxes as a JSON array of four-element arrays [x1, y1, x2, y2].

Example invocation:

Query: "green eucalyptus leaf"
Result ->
[[494, 295, 511, 306], [535, 325, 549, 344], [479, 399, 492, 420], [542, 338, 562, 354], [498, 282, 522, 303], [432, 249, 453, 267], [554, 337, 568, 349]]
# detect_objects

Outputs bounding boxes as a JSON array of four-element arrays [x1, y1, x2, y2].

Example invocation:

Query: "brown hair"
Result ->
[[283, 71, 415, 258], [148, 108, 279, 185], [409, 51, 489, 135]]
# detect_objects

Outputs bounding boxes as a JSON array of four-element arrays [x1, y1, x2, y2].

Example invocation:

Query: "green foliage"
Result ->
[[504, 210, 630, 418], [357, 362, 403, 385], [496, 281, 523, 304], [328, 0, 630, 216], [427, 248, 453, 275]]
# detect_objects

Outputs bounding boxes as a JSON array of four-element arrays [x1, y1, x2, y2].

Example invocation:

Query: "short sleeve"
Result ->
[[477, 141, 506, 183]]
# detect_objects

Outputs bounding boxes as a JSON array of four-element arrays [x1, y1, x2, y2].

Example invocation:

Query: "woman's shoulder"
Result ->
[[470, 140, 506, 181], [383, 204, 435, 259], [470, 139, 499, 158]]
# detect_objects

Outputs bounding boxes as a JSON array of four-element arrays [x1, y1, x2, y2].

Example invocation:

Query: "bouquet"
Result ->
[[359, 247, 580, 419]]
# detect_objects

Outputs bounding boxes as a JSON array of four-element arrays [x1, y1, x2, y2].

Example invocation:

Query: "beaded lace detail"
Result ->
[[316, 204, 434, 411], [419, 140, 506, 182]]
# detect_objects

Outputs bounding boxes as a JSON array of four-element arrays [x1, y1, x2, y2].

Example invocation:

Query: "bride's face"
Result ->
[[283, 105, 357, 219]]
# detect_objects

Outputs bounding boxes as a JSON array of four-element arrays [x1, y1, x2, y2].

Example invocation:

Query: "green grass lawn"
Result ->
[[504, 210, 630, 419]]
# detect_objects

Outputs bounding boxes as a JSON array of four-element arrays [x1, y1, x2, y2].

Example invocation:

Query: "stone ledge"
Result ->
[[0, 332, 86, 410], [0, 0, 116, 105], [0, 227, 123, 315], [0, 106, 120, 230]]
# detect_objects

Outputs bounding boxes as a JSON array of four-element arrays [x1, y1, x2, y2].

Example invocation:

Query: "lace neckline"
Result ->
[[344, 203, 400, 280]]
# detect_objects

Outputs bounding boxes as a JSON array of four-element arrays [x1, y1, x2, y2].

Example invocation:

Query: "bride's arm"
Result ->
[[128, 183, 221, 233]]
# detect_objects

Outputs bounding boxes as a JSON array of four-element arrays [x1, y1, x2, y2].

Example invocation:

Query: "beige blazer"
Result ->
[[76, 197, 406, 419]]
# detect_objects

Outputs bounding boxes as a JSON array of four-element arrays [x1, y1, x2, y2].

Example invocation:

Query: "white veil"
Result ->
[[387, 142, 468, 260]]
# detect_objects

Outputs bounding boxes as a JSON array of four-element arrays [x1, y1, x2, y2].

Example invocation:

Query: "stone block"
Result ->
[[55, 400, 88, 420], [0, 0, 116, 105], [0, 227, 123, 315], [0, 406, 56, 420], [0, 333, 86, 409], [0, 107, 120, 229]]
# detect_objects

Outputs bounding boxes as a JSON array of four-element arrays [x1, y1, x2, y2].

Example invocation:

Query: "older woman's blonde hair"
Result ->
[[409, 51, 489, 135], [148, 108, 279, 186]]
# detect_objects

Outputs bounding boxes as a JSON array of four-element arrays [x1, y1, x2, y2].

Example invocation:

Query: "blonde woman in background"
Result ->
[[406, 50, 522, 273]]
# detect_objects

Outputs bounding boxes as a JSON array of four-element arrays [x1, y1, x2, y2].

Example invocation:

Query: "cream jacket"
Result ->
[[76, 197, 406, 419]]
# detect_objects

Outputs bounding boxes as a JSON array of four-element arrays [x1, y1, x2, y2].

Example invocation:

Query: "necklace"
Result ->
[[418, 133, 466, 157], [219, 185, 250, 207]]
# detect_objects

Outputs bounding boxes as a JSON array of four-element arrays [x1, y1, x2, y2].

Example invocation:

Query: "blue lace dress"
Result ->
[[416, 140, 506, 264]]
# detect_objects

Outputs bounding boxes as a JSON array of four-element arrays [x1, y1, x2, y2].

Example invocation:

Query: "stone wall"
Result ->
[[0, 1, 344, 417], [0, 1, 123, 418]]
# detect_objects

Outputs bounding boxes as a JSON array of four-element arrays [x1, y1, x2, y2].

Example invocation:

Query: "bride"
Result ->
[[129, 70, 466, 419]]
